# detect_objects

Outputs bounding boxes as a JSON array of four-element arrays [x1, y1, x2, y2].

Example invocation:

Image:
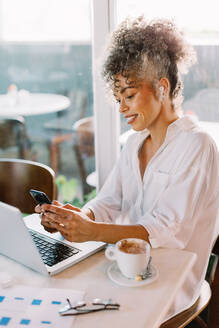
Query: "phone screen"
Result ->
[[29, 189, 52, 205]]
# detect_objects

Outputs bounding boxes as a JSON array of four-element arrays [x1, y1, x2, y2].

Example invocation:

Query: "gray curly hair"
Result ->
[[102, 16, 197, 109]]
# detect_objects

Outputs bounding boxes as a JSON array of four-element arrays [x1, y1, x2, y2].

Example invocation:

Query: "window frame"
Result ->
[[91, 0, 120, 190]]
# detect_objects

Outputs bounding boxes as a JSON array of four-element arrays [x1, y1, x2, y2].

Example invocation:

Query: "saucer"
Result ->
[[107, 262, 159, 287]]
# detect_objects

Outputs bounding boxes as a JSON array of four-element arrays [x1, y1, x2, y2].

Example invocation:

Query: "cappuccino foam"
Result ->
[[119, 239, 146, 254]]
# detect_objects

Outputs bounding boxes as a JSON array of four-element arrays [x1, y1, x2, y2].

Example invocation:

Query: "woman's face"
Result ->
[[114, 74, 162, 131]]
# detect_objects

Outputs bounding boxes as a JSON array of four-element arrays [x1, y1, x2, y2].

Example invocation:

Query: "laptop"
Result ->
[[0, 201, 106, 276]]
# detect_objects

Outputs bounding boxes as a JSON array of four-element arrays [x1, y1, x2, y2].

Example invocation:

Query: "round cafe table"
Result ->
[[0, 92, 71, 169], [0, 92, 70, 117]]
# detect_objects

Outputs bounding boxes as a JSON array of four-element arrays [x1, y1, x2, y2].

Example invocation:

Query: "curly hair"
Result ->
[[102, 16, 197, 109]]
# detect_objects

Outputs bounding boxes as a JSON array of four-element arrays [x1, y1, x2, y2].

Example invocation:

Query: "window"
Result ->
[[0, 0, 96, 201], [117, 0, 219, 124], [0, 0, 218, 198], [117, 0, 219, 45], [1, 0, 91, 42]]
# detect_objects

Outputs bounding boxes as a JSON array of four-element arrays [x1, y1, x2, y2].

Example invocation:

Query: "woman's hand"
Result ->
[[38, 202, 97, 242], [35, 201, 82, 235]]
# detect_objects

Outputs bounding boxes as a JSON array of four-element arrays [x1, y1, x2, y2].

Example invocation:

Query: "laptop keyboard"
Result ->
[[29, 230, 81, 267]]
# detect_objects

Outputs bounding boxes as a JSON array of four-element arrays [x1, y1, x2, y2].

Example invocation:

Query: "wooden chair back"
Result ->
[[208, 236, 219, 327], [73, 116, 94, 195], [0, 159, 56, 214], [73, 116, 94, 157], [160, 280, 211, 328], [43, 90, 88, 172], [0, 117, 31, 158]]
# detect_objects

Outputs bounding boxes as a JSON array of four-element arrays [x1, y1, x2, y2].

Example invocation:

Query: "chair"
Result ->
[[160, 280, 211, 328], [72, 116, 94, 195], [208, 237, 219, 327], [0, 158, 56, 214], [160, 242, 219, 328], [43, 89, 88, 172], [0, 117, 32, 159]]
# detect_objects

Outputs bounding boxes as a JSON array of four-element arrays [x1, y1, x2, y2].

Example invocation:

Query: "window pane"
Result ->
[[0, 0, 96, 202], [2, 0, 91, 42], [117, 0, 219, 45], [117, 0, 219, 142]]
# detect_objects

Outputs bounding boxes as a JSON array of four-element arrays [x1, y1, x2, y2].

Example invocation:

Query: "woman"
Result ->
[[36, 17, 219, 320]]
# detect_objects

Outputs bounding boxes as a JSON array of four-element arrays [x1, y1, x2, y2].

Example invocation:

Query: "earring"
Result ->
[[159, 86, 164, 102]]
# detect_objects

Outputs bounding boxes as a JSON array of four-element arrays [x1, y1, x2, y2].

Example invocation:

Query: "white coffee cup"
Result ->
[[105, 238, 151, 279]]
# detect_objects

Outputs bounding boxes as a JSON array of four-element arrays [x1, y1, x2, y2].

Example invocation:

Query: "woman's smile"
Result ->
[[125, 114, 138, 124]]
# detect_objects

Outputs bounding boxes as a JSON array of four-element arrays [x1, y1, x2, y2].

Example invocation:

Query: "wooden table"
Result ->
[[0, 247, 196, 328]]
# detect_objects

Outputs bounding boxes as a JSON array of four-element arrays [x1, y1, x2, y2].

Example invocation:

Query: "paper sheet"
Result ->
[[0, 285, 84, 327]]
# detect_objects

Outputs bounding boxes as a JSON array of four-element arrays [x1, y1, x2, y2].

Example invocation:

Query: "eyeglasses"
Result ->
[[59, 298, 120, 316]]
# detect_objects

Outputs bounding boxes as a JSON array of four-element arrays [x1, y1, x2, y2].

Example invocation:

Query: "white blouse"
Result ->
[[85, 115, 219, 320]]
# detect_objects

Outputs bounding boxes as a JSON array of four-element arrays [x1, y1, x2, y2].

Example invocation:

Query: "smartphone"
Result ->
[[29, 189, 52, 205]]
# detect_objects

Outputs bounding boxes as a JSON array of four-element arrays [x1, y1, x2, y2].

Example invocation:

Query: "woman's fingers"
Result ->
[[41, 210, 81, 241], [41, 205, 77, 226], [40, 214, 58, 233], [43, 217, 71, 237], [43, 226, 58, 233], [42, 210, 72, 228], [38, 202, 74, 235], [40, 203, 93, 242], [52, 200, 63, 206], [62, 203, 81, 212], [40, 205, 76, 235], [35, 204, 42, 213], [35, 200, 64, 215], [42, 203, 68, 214]]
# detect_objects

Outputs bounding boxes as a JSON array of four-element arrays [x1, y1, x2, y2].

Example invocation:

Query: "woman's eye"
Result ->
[[126, 94, 134, 100]]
